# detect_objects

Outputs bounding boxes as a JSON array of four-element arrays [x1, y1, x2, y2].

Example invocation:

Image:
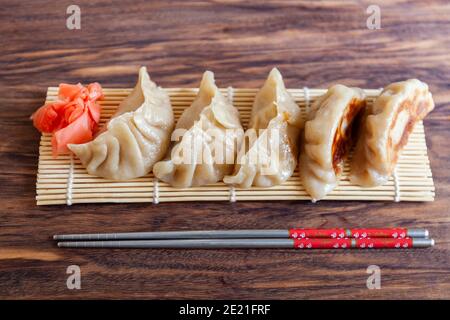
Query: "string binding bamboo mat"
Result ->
[[36, 87, 435, 205]]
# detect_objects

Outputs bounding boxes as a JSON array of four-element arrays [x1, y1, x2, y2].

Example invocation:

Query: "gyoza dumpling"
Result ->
[[299, 84, 366, 201], [223, 68, 303, 188], [152, 71, 244, 188], [68, 67, 174, 180], [350, 79, 434, 187]]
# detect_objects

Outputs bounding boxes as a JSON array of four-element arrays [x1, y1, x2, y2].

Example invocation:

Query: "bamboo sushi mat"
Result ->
[[36, 87, 435, 205]]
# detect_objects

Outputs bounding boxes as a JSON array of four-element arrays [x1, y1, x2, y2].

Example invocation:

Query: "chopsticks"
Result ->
[[54, 228, 435, 249]]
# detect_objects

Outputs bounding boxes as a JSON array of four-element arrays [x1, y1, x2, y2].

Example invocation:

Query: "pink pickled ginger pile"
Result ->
[[31, 82, 103, 157]]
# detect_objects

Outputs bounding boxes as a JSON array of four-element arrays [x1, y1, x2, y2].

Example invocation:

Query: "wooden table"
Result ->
[[1, 0, 449, 299]]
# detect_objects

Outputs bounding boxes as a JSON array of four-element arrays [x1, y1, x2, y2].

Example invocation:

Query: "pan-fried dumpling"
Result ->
[[223, 68, 303, 188], [299, 84, 366, 201], [350, 79, 434, 187], [153, 71, 244, 188], [68, 67, 174, 180]]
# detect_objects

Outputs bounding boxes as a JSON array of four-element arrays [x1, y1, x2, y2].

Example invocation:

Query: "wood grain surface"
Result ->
[[0, 0, 449, 299]]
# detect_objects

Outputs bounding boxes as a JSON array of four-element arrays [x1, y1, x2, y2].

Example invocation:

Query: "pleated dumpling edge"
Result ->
[[350, 79, 434, 187], [299, 84, 366, 201], [68, 66, 174, 180], [152, 71, 244, 188], [223, 68, 303, 188]]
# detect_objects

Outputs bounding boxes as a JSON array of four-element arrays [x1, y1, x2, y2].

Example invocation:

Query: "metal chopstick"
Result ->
[[53, 228, 429, 241], [57, 238, 435, 249]]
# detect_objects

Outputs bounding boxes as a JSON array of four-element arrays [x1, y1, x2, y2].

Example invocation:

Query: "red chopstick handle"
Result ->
[[293, 238, 414, 249], [289, 228, 408, 239]]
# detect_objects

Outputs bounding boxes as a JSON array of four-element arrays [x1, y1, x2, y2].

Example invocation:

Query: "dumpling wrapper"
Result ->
[[299, 84, 366, 201], [68, 67, 174, 180], [350, 79, 434, 187], [152, 71, 244, 188], [223, 68, 303, 188]]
